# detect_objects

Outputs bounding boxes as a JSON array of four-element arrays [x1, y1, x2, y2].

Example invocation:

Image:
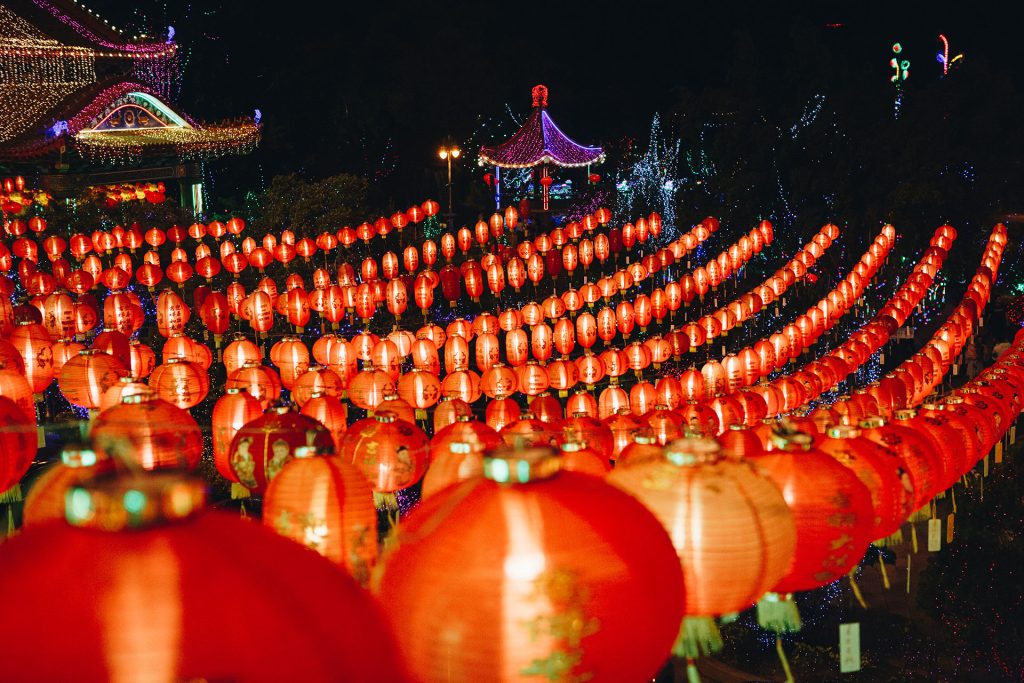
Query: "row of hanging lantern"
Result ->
[[4, 336, 1020, 682], [697, 224, 955, 427], [7, 330, 1021, 682], [0, 221, 881, 425], [0, 203, 1013, 683]]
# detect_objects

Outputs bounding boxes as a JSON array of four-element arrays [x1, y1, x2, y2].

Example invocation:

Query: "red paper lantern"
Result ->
[[0, 472, 405, 681], [340, 411, 429, 505], [264, 445, 378, 583], [752, 427, 873, 594], [610, 436, 796, 620], [91, 390, 203, 470], [375, 446, 685, 683]]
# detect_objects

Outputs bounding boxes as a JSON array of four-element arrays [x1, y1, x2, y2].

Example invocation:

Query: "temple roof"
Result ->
[[479, 85, 604, 169], [0, 0, 259, 167]]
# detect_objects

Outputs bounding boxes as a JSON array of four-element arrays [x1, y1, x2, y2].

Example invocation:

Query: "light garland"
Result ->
[[74, 123, 262, 165], [479, 86, 604, 169]]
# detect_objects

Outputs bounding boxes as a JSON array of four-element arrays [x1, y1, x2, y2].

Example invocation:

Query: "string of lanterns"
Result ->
[[0, 191, 1017, 682]]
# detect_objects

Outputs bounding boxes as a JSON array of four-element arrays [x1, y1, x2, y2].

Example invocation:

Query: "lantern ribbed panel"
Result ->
[[817, 432, 912, 540], [59, 351, 128, 409], [754, 447, 873, 594], [92, 394, 203, 471], [376, 471, 684, 683], [0, 512, 405, 681], [610, 455, 795, 615], [264, 455, 378, 582], [340, 414, 429, 494]]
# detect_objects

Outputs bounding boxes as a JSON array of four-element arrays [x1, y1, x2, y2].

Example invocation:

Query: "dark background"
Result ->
[[58, 0, 1021, 285]]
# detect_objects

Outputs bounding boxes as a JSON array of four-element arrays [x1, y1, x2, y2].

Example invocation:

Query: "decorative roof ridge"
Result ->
[[478, 85, 604, 169]]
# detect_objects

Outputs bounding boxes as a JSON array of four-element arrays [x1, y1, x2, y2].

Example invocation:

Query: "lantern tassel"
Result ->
[[374, 491, 399, 511], [5, 506, 15, 537], [848, 568, 868, 609], [911, 523, 919, 554], [684, 657, 702, 683], [775, 636, 795, 683], [873, 527, 903, 548], [230, 482, 251, 500], [879, 554, 891, 590], [0, 483, 23, 504], [672, 616, 722, 659], [239, 501, 248, 519], [757, 592, 802, 633], [909, 504, 931, 523]]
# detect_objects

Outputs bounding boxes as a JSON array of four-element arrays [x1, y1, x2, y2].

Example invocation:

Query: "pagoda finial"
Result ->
[[532, 84, 548, 108]]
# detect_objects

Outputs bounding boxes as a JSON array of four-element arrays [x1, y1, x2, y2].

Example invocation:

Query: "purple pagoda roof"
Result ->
[[479, 85, 605, 169]]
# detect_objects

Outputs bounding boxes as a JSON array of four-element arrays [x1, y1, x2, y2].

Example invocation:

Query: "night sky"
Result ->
[[82, 1, 1024, 207]]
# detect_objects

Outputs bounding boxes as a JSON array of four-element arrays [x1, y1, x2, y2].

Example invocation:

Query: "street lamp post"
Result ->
[[438, 143, 460, 228]]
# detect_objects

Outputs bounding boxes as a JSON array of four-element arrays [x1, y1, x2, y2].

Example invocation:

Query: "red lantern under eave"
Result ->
[[375, 446, 685, 683]]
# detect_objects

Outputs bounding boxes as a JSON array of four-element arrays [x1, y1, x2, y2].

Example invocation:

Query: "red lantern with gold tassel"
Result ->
[[375, 445, 685, 683], [610, 436, 796, 662]]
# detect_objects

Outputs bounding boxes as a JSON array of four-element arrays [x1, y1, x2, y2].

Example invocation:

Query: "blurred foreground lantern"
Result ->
[[0, 395, 37, 498], [374, 445, 685, 683], [0, 471, 406, 681]]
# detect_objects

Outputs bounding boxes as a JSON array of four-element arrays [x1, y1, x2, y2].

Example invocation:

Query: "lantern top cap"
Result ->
[[122, 389, 158, 405], [769, 421, 813, 450], [893, 408, 917, 420], [632, 429, 657, 445], [826, 424, 861, 439], [859, 416, 886, 429], [664, 437, 720, 466], [295, 445, 332, 459], [61, 446, 99, 468], [65, 472, 205, 531], [484, 445, 560, 484]]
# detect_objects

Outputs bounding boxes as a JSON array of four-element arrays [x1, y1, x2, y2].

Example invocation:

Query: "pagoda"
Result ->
[[479, 84, 604, 213], [0, 0, 260, 213]]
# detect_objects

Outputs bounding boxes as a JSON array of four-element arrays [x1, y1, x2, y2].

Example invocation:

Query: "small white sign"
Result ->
[[928, 518, 942, 552], [839, 622, 861, 673]]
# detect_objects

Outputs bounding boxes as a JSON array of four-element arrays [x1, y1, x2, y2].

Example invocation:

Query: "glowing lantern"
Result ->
[[375, 446, 685, 683], [10, 321, 53, 395], [92, 390, 202, 470], [610, 437, 795, 655]]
